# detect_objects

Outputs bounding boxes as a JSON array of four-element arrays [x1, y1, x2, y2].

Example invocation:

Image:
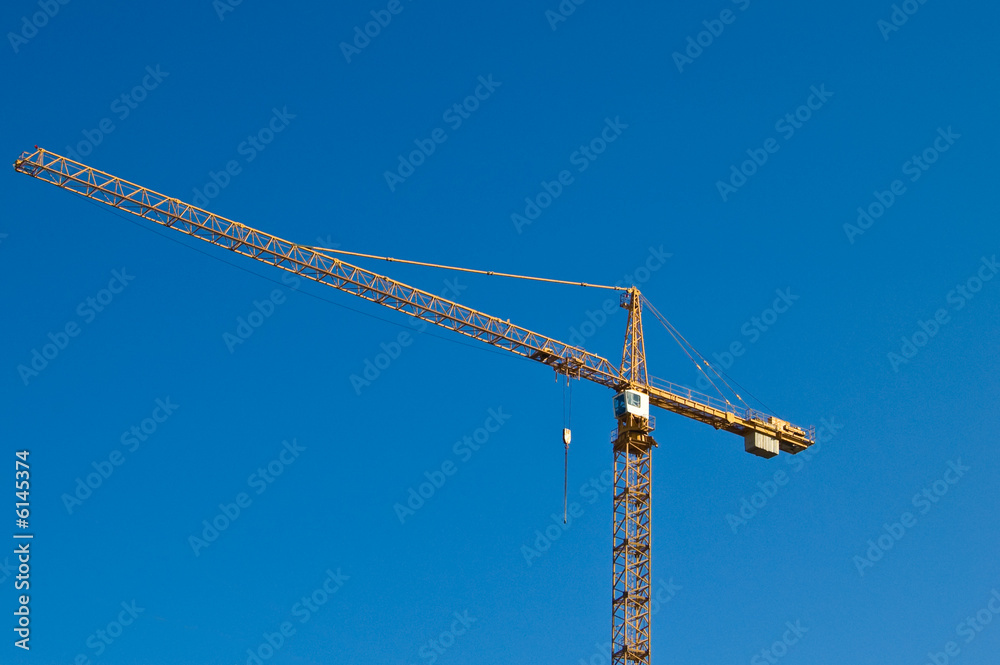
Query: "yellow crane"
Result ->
[[13, 147, 814, 664]]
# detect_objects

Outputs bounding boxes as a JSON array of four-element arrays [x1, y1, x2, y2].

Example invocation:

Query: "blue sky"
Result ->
[[2, 0, 999, 663]]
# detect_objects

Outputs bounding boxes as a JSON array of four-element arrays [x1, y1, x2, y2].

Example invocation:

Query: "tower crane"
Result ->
[[13, 147, 815, 665]]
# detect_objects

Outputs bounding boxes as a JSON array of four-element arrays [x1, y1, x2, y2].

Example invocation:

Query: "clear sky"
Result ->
[[2, 0, 999, 663]]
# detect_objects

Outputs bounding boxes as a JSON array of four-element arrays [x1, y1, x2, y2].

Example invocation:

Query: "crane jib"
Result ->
[[12, 147, 814, 453]]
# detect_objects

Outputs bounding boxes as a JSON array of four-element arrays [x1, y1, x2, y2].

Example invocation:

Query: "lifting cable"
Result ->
[[705, 360, 776, 416], [561, 374, 573, 524], [306, 245, 627, 292], [642, 296, 776, 416], [641, 296, 736, 407], [649, 300, 752, 412], [642, 296, 751, 412]]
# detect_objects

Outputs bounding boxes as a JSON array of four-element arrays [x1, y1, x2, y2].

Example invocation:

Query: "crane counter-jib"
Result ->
[[646, 383, 813, 452]]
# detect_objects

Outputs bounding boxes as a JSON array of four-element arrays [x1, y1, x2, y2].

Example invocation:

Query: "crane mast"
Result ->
[[613, 289, 655, 664], [13, 147, 815, 664]]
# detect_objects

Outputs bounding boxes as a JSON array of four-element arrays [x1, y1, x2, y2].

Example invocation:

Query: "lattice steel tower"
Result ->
[[612, 288, 655, 664]]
